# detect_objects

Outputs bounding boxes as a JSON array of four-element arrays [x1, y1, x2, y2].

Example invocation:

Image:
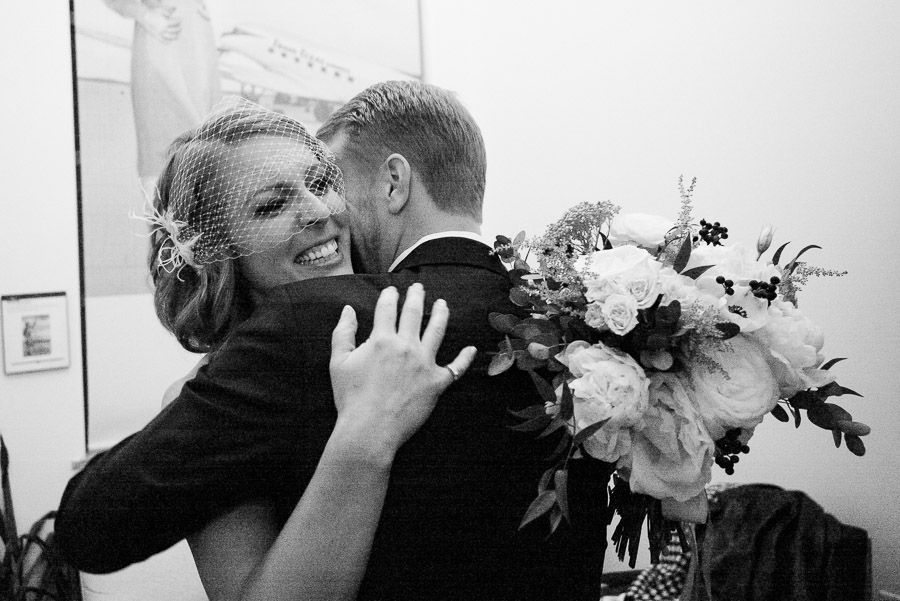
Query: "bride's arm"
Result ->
[[187, 284, 475, 601]]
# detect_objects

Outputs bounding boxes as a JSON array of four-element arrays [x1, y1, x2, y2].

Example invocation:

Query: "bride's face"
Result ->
[[226, 135, 353, 290]]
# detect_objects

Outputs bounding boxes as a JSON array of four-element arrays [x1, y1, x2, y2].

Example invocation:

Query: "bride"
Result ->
[[58, 83, 607, 601]]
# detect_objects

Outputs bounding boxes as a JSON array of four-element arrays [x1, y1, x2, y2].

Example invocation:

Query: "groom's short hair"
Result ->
[[317, 80, 486, 221]]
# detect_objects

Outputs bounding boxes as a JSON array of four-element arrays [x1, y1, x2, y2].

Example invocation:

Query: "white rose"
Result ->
[[584, 245, 661, 309], [627, 372, 715, 502], [688, 334, 781, 440], [583, 244, 658, 281], [601, 293, 640, 335], [749, 300, 835, 398], [608, 213, 673, 251], [584, 301, 607, 330], [584, 277, 624, 304], [556, 341, 650, 463]]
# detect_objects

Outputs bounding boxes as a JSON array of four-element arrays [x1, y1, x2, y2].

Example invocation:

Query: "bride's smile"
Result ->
[[229, 135, 354, 289]]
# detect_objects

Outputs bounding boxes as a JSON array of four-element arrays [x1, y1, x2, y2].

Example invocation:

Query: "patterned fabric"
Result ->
[[624, 535, 690, 601]]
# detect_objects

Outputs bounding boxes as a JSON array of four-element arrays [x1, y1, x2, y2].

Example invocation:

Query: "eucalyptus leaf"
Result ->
[[833, 428, 842, 448], [784, 402, 801, 428], [488, 312, 520, 334], [548, 506, 563, 536], [825, 403, 852, 423], [518, 490, 558, 530], [807, 402, 836, 430], [529, 333, 561, 348], [508, 404, 551, 420], [771, 241, 791, 266], [680, 265, 714, 280], [548, 430, 570, 461], [817, 382, 862, 398], [820, 357, 846, 371], [770, 404, 790, 422], [559, 381, 574, 421], [488, 352, 515, 376], [600, 231, 613, 250], [573, 417, 611, 446], [525, 317, 561, 332], [788, 390, 817, 410], [673, 235, 693, 274], [837, 420, 871, 437], [554, 470, 570, 522], [527, 342, 551, 360], [516, 352, 546, 371], [785, 244, 822, 273], [514, 258, 531, 272], [538, 466, 556, 494], [528, 371, 558, 404], [845, 433, 866, 456], [509, 287, 534, 307], [508, 413, 553, 433], [513, 323, 546, 341], [538, 417, 566, 439], [513, 230, 527, 246]]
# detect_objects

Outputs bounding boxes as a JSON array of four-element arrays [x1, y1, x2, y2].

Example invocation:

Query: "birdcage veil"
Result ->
[[135, 96, 345, 275]]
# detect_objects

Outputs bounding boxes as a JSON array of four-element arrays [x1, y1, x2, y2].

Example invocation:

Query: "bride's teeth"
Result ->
[[297, 239, 338, 264]]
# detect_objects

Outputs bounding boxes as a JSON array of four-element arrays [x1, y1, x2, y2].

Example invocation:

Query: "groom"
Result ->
[[57, 81, 609, 600]]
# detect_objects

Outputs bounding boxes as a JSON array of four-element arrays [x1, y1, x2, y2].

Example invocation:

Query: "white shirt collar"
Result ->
[[388, 231, 491, 272]]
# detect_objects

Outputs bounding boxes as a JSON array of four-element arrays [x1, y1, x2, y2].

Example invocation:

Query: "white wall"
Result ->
[[0, 3, 86, 531], [1, 0, 897, 596], [421, 0, 900, 593]]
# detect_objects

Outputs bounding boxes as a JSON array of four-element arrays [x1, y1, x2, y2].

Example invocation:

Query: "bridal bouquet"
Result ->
[[489, 177, 869, 565]]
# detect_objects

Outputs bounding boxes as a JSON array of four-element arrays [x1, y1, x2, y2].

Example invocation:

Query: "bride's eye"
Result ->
[[305, 175, 329, 198], [253, 196, 288, 217]]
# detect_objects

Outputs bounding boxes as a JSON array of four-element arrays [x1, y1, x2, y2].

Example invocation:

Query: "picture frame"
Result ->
[[1, 292, 71, 375]]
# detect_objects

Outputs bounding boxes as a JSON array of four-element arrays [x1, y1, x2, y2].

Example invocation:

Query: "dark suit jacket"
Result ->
[[56, 238, 610, 600]]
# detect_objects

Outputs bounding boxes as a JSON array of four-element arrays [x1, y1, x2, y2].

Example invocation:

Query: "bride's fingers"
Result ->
[[397, 283, 425, 339], [420, 298, 449, 357], [329, 305, 358, 369], [441, 346, 477, 387], [371, 286, 400, 336]]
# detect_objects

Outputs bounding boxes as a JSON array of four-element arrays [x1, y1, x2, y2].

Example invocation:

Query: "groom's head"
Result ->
[[317, 80, 486, 274]]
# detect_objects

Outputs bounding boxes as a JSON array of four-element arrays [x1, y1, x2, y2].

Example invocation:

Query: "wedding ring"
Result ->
[[445, 365, 461, 382]]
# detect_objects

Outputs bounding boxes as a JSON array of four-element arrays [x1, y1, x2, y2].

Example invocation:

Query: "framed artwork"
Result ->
[[1, 293, 71, 375], [72, 0, 424, 297]]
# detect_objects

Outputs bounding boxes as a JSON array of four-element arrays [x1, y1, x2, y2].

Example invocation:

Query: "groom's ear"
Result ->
[[383, 153, 411, 215]]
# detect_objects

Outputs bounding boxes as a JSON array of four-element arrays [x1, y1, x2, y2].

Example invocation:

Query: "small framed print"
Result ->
[[1, 292, 71, 375]]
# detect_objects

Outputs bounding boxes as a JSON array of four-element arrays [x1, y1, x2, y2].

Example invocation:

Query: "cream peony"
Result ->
[[656, 267, 719, 311], [608, 213, 673, 251], [626, 372, 715, 502], [686, 243, 783, 332], [688, 334, 780, 440], [749, 300, 835, 398], [556, 341, 650, 463]]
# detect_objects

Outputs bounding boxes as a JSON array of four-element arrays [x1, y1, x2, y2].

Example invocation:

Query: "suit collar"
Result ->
[[392, 236, 508, 278]]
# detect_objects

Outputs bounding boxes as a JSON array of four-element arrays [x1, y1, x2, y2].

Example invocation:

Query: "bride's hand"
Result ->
[[329, 283, 476, 460]]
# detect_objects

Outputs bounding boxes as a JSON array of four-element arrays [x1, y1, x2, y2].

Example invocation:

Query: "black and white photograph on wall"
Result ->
[[72, 0, 423, 297], [1, 293, 71, 375]]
